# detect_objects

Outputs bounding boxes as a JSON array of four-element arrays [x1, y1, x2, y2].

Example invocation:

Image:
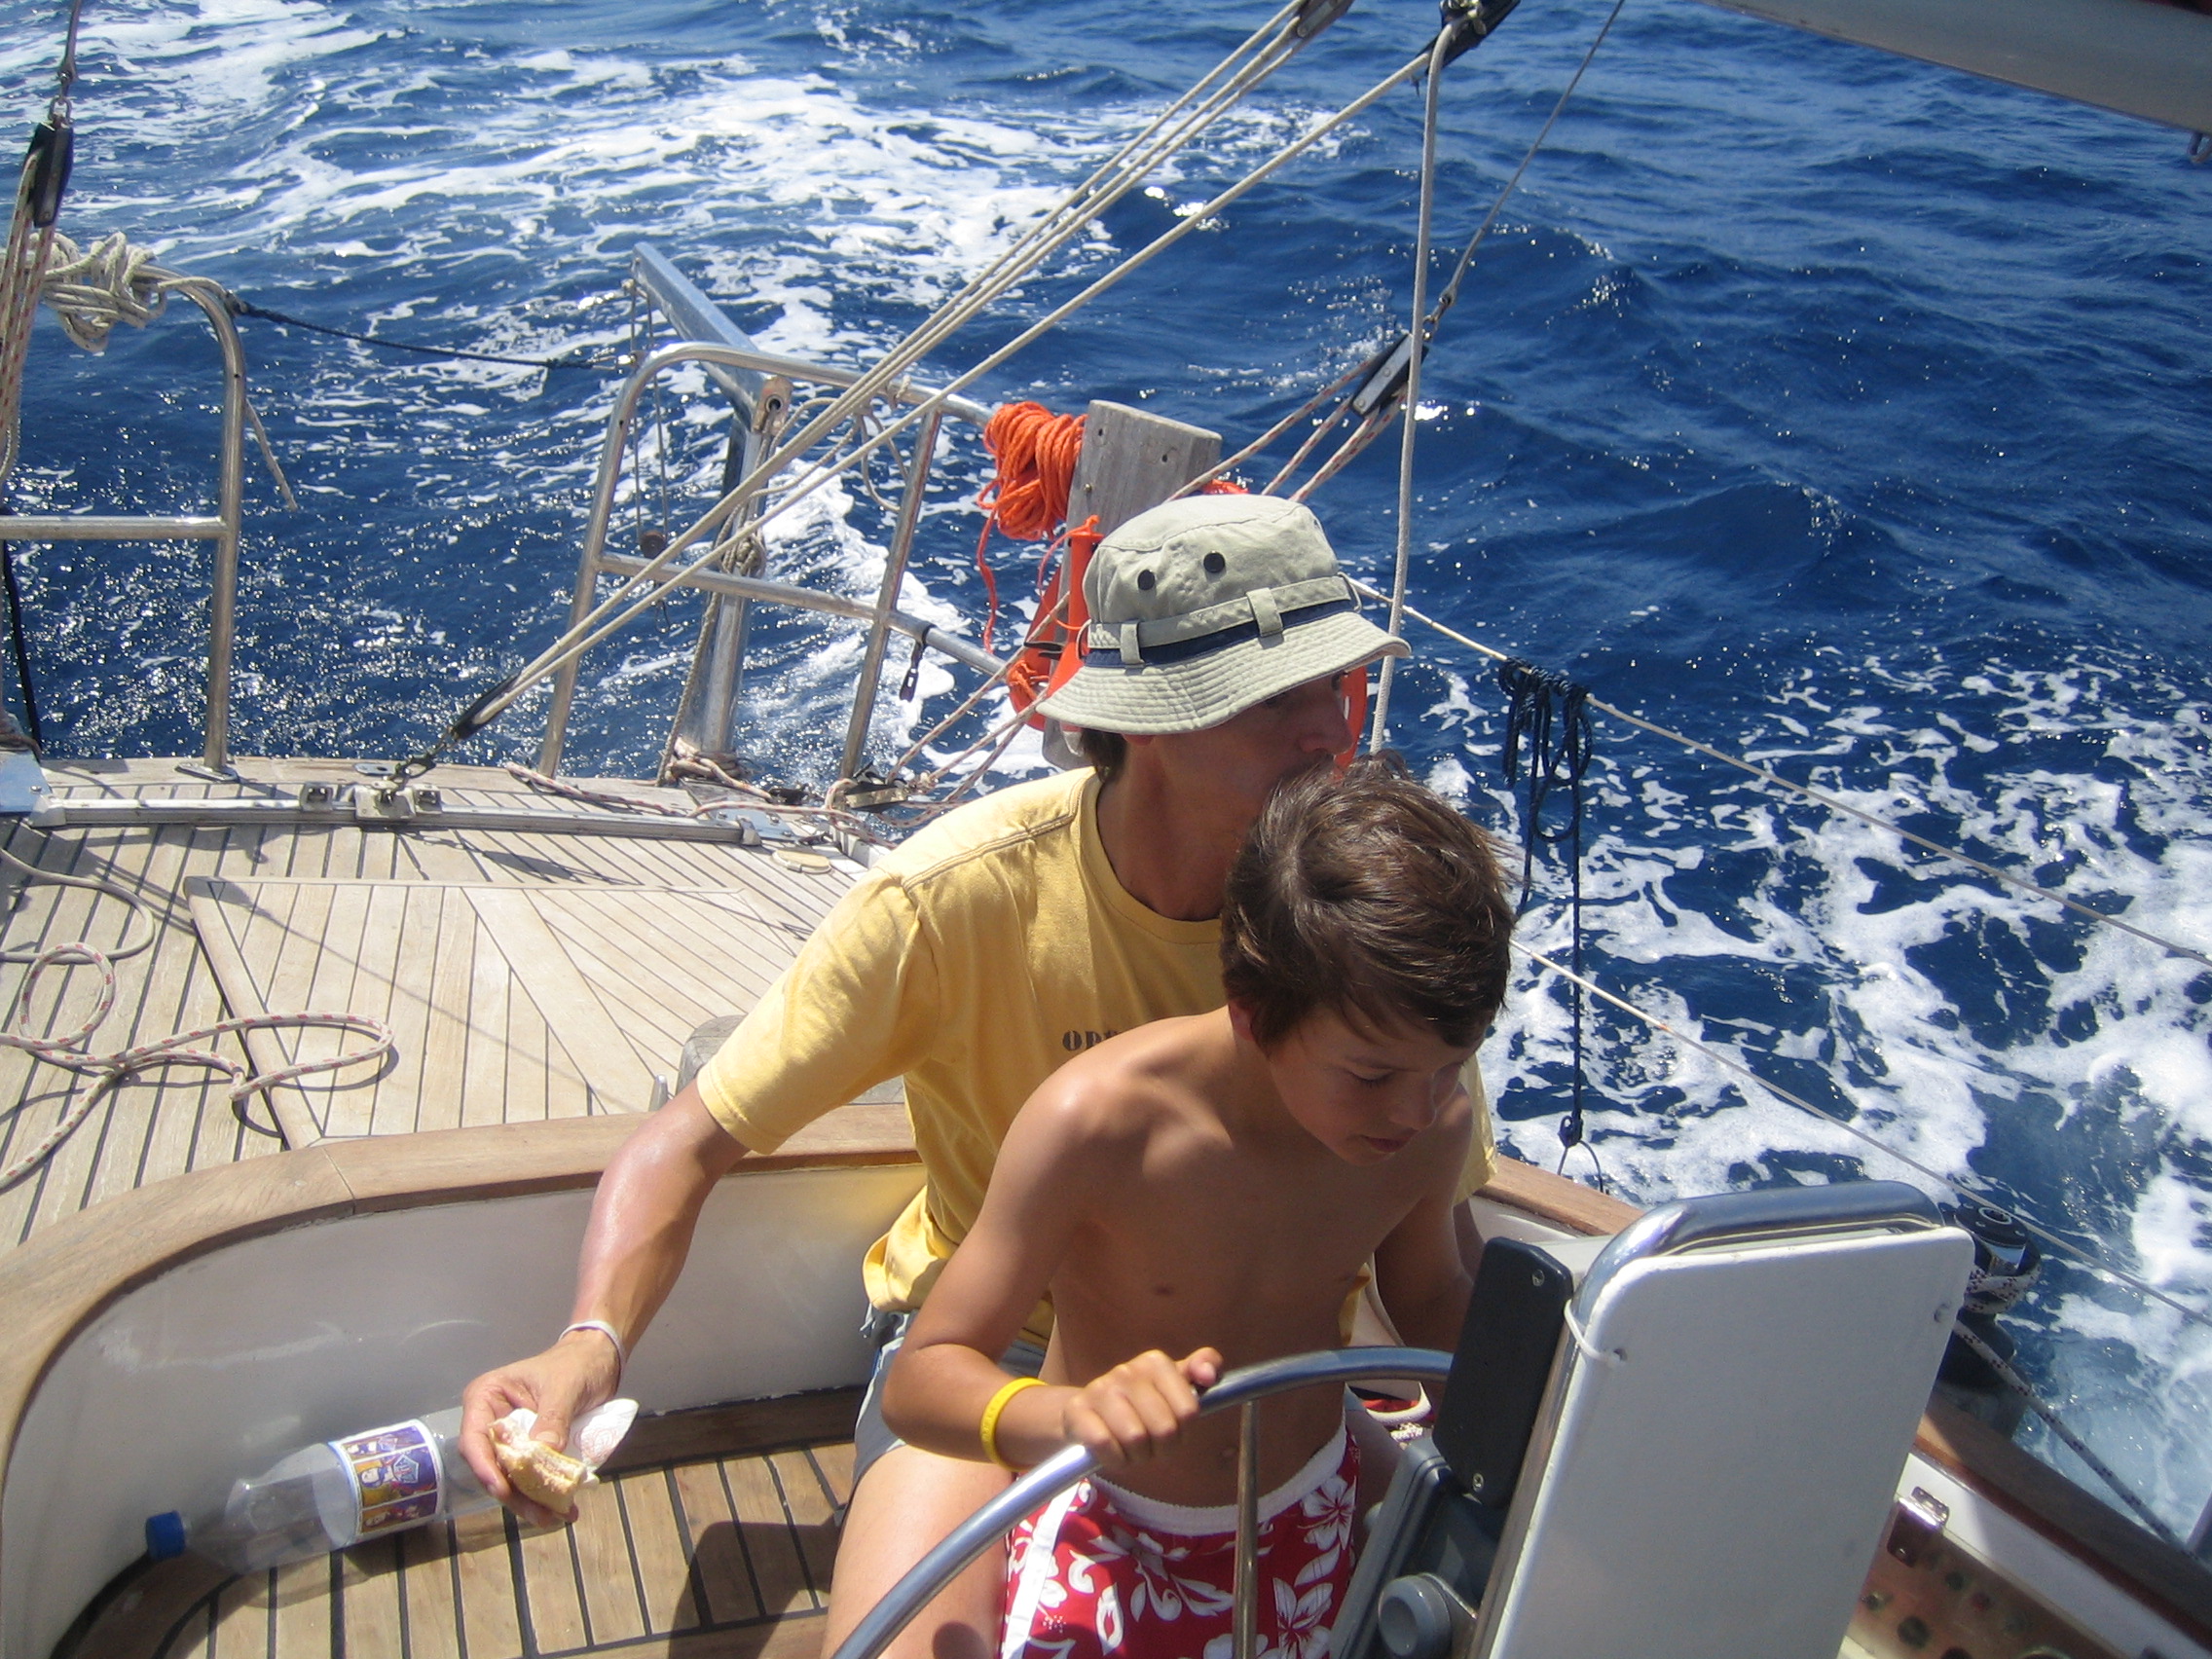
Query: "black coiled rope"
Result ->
[[1497, 658, 1603, 1186]]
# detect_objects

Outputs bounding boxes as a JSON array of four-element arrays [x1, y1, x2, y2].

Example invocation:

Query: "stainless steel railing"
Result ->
[[535, 244, 999, 782], [0, 279, 246, 771]]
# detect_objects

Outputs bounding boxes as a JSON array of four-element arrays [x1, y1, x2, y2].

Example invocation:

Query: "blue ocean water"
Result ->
[[4, 0, 2210, 1534]]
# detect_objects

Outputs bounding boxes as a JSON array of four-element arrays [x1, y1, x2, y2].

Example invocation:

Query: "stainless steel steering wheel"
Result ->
[[828, 1346, 1455, 1659]]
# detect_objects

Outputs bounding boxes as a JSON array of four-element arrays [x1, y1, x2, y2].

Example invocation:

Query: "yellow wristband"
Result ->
[[978, 1376, 1048, 1469]]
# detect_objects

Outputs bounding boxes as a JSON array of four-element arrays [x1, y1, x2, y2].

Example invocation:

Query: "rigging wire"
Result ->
[[1369, 24, 1453, 753], [1350, 580, 2212, 975], [1212, 0, 1627, 505], [429, 18, 1417, 754], [52, 0, 91, 113], [481, 5, 1320, 676], [1427, 0, 1630, 333], [1512, 937, 2212, 1337], [475, 45, 1420, 734], [1948, 1321, 2187, 1548], [228, 299, 607, 373]]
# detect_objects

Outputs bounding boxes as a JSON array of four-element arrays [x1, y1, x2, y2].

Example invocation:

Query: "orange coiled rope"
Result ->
[[975, 401, 1085, 652]]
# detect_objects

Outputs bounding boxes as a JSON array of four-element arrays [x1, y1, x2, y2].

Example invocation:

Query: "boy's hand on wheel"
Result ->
[[1063, 1347, 1221, 1468]]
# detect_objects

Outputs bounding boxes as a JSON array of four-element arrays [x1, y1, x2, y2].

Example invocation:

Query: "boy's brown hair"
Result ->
[[1220, 756, 1514, 1050]]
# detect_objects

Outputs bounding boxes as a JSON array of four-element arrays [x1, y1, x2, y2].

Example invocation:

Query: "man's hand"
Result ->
[[460, 1327, 622, 1528], [1060, 1347, 1220, 1468]]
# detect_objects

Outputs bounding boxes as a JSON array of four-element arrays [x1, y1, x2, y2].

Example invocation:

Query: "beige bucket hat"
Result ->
[[1035, 494, 1407, 736]]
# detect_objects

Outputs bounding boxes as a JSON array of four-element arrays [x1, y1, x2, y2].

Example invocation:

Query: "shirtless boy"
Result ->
[[883, 757, 1513, 1659]]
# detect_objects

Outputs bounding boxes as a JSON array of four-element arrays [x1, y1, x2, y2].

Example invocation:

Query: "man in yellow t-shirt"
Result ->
[[459, 494, 1494, 1659]]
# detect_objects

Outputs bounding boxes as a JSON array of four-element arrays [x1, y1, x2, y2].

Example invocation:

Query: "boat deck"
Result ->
[[67, 1394, 861, 1659], [0, 756, 864, 1254]]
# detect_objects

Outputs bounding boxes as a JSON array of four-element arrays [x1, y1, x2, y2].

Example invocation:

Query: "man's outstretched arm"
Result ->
[[459, 1083, 749, 1525]]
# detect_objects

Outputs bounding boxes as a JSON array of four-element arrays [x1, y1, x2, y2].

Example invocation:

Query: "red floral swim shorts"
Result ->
[[1001, 1429, 1360, 1659]]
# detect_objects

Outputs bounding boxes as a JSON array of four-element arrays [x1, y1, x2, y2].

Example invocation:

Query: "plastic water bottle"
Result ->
[[144, 1406, 497, 1572]]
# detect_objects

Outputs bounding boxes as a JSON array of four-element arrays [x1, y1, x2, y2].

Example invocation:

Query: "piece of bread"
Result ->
[[491, 1418, 593, 1512]]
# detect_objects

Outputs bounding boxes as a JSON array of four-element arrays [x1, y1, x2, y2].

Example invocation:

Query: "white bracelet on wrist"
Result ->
[[561, 1319, 628, 1383]]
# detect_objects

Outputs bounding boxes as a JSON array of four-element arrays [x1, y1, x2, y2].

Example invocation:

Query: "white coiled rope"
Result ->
[[0, 211, 192, 489], [34, 229, 180, 350], [0, 840, 394, 1194]]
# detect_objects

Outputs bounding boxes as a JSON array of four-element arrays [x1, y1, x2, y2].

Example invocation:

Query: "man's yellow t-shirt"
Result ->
[[697, 767, 1496, 1340]]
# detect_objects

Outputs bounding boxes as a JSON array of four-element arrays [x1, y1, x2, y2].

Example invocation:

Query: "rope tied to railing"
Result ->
[[36, 230, 175, 350], [1498, 658, 1604, 1185]]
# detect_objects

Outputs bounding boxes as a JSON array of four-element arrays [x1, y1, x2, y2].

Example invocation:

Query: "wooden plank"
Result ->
[[272, 1555, 331, 1655], [482, 828, 640, 889], [184, 882, 324, 1149], [339, 1537, 407, 1659], [278, 821, 327, 878], [154, 1598, 216, 1659], [0, 826, 112, 1161], [571, 1474, 650, 1646], [256, 881, 344, 1141], [313, 884, 402, 1138], [467, 888, 653, 1112], [168, 836, 268, 1172], [179, 836, 288, 1171], [516, 1520, 591, 1653], [550, 892, 734, 1020], [1066, 399, 1223, 536], [202, 862, 279, 1010], [666, 1458, 761, 1626], [528, 896, 702, 1076], [397, 1522, 465, 1659], [618, 1466, 703, 1636], [364, 884, 445, 1137], [506, 975, 561, 1123], [811, 1441, 857, 1511], [8, 826, 183, 1237], [352, 825, 403, 882], [723, 850, 848, 932], [451, 1508, 527, 1659], [77, 825, 201, 1205], [206, 1569, 272, 1659], [460, 905, 511, 1129], [398, 828, 494, 884], [769, 1450, 840, 1598], [607, 1392, 865, 1477], [63, 1554, 231, 1659], [412, 886, 479, 1136], [632, 888, 806, 1000], [723, 1453, 816, 1616]]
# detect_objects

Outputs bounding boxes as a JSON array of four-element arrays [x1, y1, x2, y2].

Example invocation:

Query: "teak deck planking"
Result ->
[[0, 761, 858, 1253], [68, 1394, 865, 1659]]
